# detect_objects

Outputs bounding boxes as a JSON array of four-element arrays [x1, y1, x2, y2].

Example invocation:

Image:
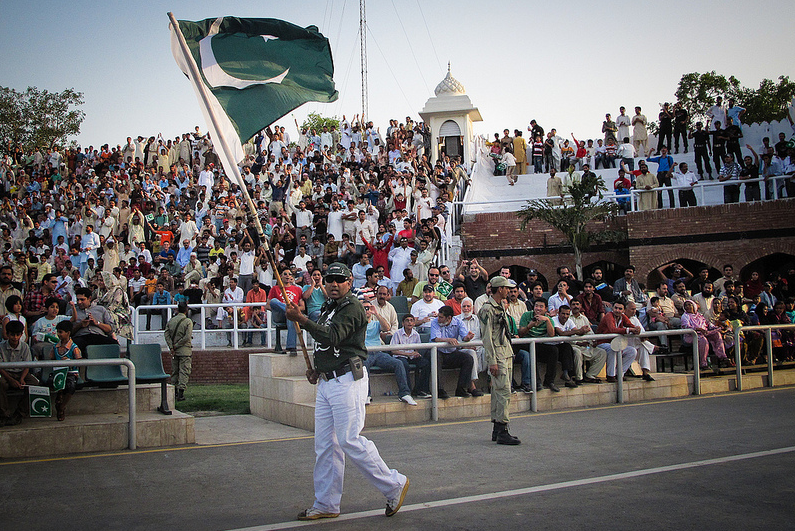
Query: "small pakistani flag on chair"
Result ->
[[170, 15, 338, 183]]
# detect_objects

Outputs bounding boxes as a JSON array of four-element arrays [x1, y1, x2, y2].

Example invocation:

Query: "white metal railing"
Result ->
[[132, 302, 308, 350], [732, 323, 795, 390], [0, 358, 137, 450], [369, 329, 699, 421]]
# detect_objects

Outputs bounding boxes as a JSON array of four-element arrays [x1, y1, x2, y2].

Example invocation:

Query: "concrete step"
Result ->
[[0, 410, 195, 459], [251, 371, 697, 431], [64, 384, 175, 415]]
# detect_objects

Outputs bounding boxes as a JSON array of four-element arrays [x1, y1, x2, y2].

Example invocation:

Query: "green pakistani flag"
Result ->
[[170, 15, 338, 180]]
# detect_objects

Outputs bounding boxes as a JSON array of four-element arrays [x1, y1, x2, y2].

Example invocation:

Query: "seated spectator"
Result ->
[[596, 300, 641, 383], [2, 295, 28, 342], [242, 279, 269, 346], [576, 278, 604, 327], [549, 306, 581, 388], [0, 320, 37, 426], [548, 279, 573, 317], [388, 314, 432, 400], [518, 298, 562, 392], [363, 302, 417, 405], [30, 297, 69, 361], [623, 302, 656, 381], [645, 282, 682, 347], [147, 281, 172, 331], [410, 284, 444, 332], [565, 299, 607, 383], [692, 282, 717, 321], [430, 306, 479, 399], [49, 320, 82, 421], [371, 285, 398, 337], [266, 271, 303, 354], [68, 286, 118, 357], [444, 282, 468, 315], [681, 300, 730, 370], [302, 269, 328, 322], [590, 267, 614, 304]]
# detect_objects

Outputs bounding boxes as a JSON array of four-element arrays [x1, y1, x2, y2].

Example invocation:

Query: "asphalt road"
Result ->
[[3, 388, 794, 531]]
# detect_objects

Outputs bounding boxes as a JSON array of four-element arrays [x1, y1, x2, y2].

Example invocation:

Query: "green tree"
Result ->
[[0, 86, 85, 153], [300, 112, 339, 133], [516, 174, 621, 280], [673, 71, 742, 128], [738, 76, 795, 125]]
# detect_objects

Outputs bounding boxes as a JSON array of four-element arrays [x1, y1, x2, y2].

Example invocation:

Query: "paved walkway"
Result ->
[[3, 387, 794, 530]]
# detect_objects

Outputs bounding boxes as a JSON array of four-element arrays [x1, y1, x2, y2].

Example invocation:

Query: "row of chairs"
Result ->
[[41, 343, 172, 415]]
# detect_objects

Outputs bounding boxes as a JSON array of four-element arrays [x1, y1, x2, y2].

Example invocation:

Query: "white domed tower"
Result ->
[[419, 63, 482, 166]]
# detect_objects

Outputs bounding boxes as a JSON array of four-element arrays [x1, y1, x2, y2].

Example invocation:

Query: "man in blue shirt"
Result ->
[[176, 239, 194, 269], [647, 146, 676, 208], [147, 281, 172, 331], [430, 306, 480, 399]]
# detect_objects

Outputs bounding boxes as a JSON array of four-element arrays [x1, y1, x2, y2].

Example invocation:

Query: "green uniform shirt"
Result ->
[[165, 313, 194, 355], [303, 291, 368, 373], [478, 296, 514, 367]]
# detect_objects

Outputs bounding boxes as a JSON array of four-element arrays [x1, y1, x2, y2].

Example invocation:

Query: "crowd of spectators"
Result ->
[[2, 107, 794, 420], [489, 104, 795, 210]]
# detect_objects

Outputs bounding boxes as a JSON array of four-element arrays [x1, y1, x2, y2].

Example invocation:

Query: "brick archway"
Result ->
[[636, 249, 722, 283]]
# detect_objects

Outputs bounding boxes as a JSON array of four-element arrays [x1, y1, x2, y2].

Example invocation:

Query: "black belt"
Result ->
[[321, 363, 352, 381]]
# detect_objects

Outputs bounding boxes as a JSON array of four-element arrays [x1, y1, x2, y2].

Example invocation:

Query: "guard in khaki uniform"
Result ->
[[165, 301, 193, 401], [479, 276, 520, 445]]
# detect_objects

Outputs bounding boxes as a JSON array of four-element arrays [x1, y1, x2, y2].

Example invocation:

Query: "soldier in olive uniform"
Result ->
[[479, 276, 520, 445], [286, 263, 409, 521], [165, 301, 193, 401]]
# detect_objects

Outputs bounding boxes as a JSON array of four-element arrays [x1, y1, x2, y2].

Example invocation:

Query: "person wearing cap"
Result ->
[[285, 262, 409, 521], [165, 301, 193, 402], [479, 275, 520, 445], [411, 284, 445, 332]]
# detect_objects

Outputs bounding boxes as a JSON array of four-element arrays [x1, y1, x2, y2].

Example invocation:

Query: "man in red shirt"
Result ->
[[443, 283, 467, 315], [267, 270, 305, 354], [576, 279, 605, 327], [596, 300, 641, 382], [243, 279, 269, 346], [363, 233, 394, 278], [397, 219, 415, 248]]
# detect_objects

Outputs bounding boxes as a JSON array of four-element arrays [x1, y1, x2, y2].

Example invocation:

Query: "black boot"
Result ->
[[494, 422, 521, 445], [176, 388, 185, 401], [491, 421, 498, 441]]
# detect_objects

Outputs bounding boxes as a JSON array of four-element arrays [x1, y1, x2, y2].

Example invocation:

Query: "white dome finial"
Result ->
[[434, 62, 465, 96]]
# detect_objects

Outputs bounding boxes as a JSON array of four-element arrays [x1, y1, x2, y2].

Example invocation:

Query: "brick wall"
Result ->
[[161, 350, 249, 384], [461, 199, 795, 285]]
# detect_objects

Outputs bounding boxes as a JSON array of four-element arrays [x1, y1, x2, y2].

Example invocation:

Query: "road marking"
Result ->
[[227, 445, 795, 530], [1, 385, 791, 466]]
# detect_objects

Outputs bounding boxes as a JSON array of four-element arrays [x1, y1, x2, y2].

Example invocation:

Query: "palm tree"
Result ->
[[516, 172, 622, 280]]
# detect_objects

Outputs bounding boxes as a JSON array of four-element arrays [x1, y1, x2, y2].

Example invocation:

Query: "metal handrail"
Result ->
[[133, 302, 307, 350], [369, 328, 699, 421], [732, 323, 795, 390], [0, 358, 137, 450]]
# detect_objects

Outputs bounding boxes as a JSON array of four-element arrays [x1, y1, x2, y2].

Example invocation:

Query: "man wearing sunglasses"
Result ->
[[286, 262, 409, 521]]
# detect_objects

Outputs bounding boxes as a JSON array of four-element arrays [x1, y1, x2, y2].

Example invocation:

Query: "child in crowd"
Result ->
[[0, 320, 37, 426], [648, 297, 663, 324], [50, 320, 81, 421], [30, 297, 69, 362], [2, 295, 28, 342]]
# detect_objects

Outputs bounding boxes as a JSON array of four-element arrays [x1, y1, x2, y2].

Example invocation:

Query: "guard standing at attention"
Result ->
[[286, 262, 409, 521], [165, 301, 193, 402], [479, 276, 520, 445]]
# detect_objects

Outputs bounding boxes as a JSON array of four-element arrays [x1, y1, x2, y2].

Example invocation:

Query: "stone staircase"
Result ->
[[249, 352, 795, 432], [0, 384, 194, 459]]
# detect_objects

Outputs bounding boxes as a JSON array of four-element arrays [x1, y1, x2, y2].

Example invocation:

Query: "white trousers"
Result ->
[[312, 368, 406, 513], [599, 344, 638, 377]]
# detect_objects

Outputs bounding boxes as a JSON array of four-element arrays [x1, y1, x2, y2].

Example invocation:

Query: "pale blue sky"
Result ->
[[2, 0, 793, 148]]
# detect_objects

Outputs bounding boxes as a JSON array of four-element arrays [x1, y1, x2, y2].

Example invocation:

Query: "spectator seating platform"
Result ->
[[0, 384, 194, 459], [249, 352, 795, 431]]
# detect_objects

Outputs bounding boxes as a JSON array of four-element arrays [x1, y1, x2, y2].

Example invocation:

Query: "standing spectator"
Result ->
[[689, 121, 713, 180], [632, 106, 649, 157], [673, 102, 689, 154], [718, 154, 742, 204], [647, 146, 676, 208], [657, 103, 674, 153], [672, 162, 698, 207], [707, 96, 726, 131], [602, 113, 618, 144]]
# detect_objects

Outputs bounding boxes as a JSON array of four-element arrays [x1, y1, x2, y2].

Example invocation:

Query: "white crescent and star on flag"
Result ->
[[199, 17, 289, 90]]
